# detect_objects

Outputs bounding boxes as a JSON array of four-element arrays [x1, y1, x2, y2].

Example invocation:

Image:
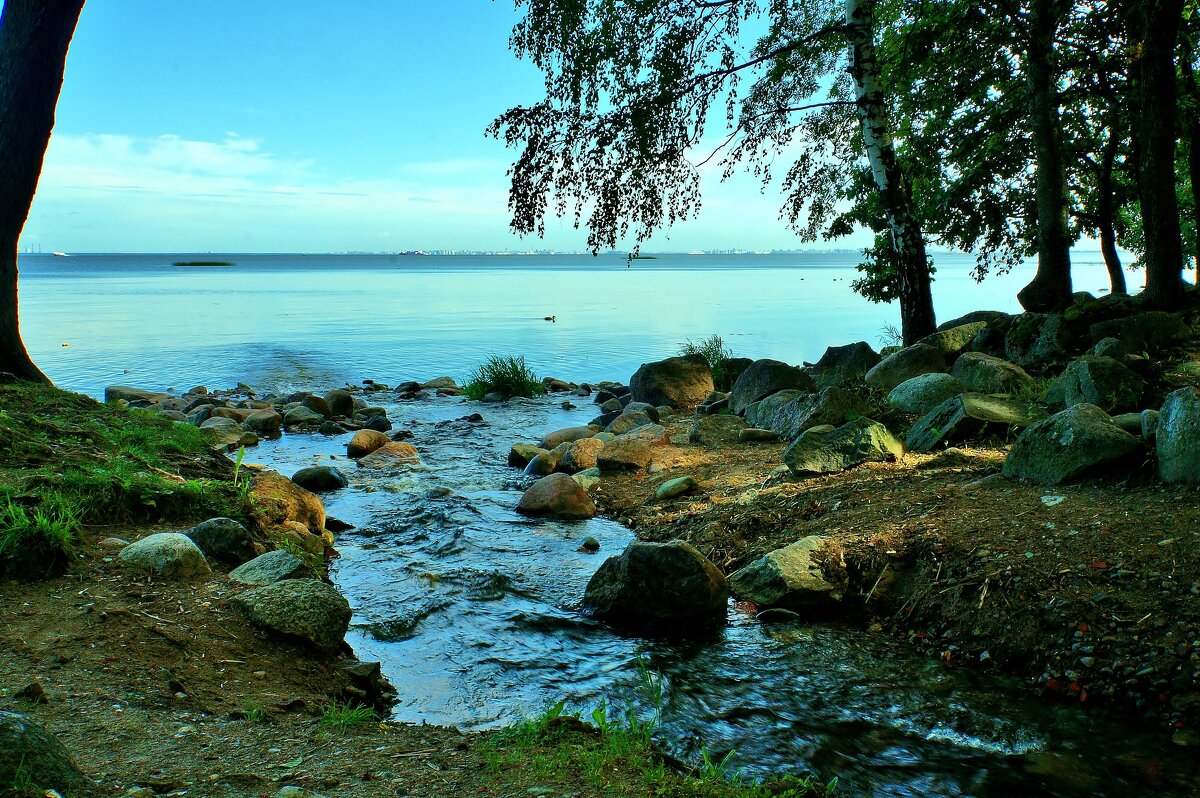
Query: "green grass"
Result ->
[[0, 382, 251, 579], [319, 701, 377, 731], [242, 701, 268, 723], [462, 355, 546, 400], [680, 334, 737, 391]]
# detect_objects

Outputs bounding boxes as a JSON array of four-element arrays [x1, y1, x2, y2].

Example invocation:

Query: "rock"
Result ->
[[252, 470, 326, 537], [523, 449, 561, 477], [864, 344, 948, 391], [234, 579, 351, 653], [362, 413, 391, 432], [622, 401, 661, 422], [421, 376, 458, 390], [539, 426, 597, 450], [606, 410, 655, 435], [629, 354, 714, 410], [744, 389, 804, 429], [243, 409, 283, 433], [688, 414, 747, 447], [1057, 356, 1146, 414], [596, 438, 654, 472], [917, 321, 989, 355], [1002, 404, 1142, 485], [357, 441, 421, 469], [937, 310, 1008, 331], [655, 476, 698, 500], [1110, 412, 1143, 435], [276, 787, 330, 798], [560, 437, 604, 472], [183, 517, 256, 564], [572, 468, 601, 491], [199, 416, 245, 447], [738, 428, 779, 443], [783, 417, 904, 475], [1141, 408, 1160, 440], [905, 393, 1043, 453], [119, 533, 212, 578], [324, 389, 355, 418], [284, 405, 325, 426], [1157, 387, 1200, 484], [806, 341, 882, 389], [291, 465, 349, 492], [614, 423, 669, 446], [761, 386, 869, 440], [580, 536, 601, 552], [318, 420, 345, 435], [582, 540, 728, 629], [104, 385, 168, 404], [697, 390, 729, 414], [887, 373, 967, 415], [600, 397, 623, 414], [729, 536, 845, 607], [229, 550, 312, 585], [728, 359, 815, 415], [0, 711, 84, 793], [950, 352, 1036, 395], [508, 443, 547, 468], [516, 473, 597, 519], [1089, 311, 1192, 351], [1004, 313, 1077, 370], [301, 394, 332, 417], [347, 429, 390, 459]]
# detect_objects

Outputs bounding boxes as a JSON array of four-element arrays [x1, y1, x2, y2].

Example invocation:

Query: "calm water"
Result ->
[[19, 251, 1122, 396]]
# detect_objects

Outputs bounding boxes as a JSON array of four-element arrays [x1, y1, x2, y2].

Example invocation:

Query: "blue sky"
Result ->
[[17, 1, 850, 254]]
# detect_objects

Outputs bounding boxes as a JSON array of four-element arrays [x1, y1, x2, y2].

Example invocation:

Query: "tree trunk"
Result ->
[[1098, 115, 1126, 294], [1127, 0, 1186, 308], [0, 0, 85, 383], [1182, 47, 1200, 282], [1017, 0, 1073, 312], [844, 0, 936, 345]]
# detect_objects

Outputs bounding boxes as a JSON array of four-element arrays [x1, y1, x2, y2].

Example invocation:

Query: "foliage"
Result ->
[[462, 355, 546, 400], [680, 334, 737, 391], [0, 491, 78, 579], [319, 701, 377, 731]]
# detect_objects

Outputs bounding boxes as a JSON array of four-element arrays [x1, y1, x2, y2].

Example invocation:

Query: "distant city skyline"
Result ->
[[17, 1, 872, 255]]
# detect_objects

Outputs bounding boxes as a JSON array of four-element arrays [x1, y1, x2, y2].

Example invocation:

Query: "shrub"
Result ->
[[680, 334, 736, 391], [463, 355, 546, 399], [0, 491, 79, 579], [320, 701, 377, 731]]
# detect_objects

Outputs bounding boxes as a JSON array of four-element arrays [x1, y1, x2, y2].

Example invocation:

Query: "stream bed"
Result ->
[[249, 393, 1200, 797]]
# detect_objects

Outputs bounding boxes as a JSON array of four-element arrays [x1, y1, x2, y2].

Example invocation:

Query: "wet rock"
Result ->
[[252, 470, 326, 537], [508, 443, 547, 468], [284, 405, 325, 426], [738, 428, 779, 443], [917, 321, 988, 356], [905, 393, 1043, 453], [606, 410, 655, 435], [582, 540, 729, 629], [729, 536, 845, 607], [301, 394, 332, 417], [516, 473, 597, 519], [346, 429, 390, 459], [629, 354, 714, 410], [324, 389, 355, 418], [318, 420, 345, 435], [362, 413, 392, 432], [950, 352, 1036, 395], [291, 465, 349, 492], [421, 376, 458, 390], [560, 437, 603, 473], [1057, 356, 1145, 413], [656, 475, 698, 500], [1089, 310, 1192, 351], [1003, 404, 1142, 485], [357, 441, 421, 469], [539, 425, 597, 450], [887, 373, 966, 415], [806, 341, 881, 389], [120, 533, 212, 578], [728, 359, 815, 415], [234, 579, 351, 653], [183, 517, 256, 564], [229, 550, 312, 585], [688, 414, 747, 447], [596, 438, 654, 472], [863, 344, 948, 391], [523, 449, 561, 477], [783, 417, 904, 475], [1157, 387, 1200, 484], [0, 711, 84, 793], [243, 408, 283, 433], [580, 536, 601, 552]]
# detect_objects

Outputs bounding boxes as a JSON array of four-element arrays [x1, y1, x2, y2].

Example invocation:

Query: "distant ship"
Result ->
[[52, 251, 68, 257]]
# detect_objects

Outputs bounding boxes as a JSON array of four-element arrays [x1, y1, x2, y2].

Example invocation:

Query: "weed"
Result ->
[[0, 491, 79, 578], [272, 535, 324, 573], [319, 701, 376, 731], [7, 755, 38, 796], [680, 334, 737, 391], [877, 322, 903, 349], [462, 355, 546, 400], [233, 445, 247, 487], [242, 701, 268, 723]]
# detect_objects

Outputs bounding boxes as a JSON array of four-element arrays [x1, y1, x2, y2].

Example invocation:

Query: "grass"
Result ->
[[679, 334, 737, 391], [0, 381, 251, 579], [462, 355, 546, 400], [242, 701, 268, 723], [319, 701, 377, 731]]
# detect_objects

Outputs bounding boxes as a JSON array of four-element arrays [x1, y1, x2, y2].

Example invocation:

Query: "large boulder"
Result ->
[[243, 409, 283, 433], [950, 352, 1036, 395], [744, 389, 805, 429], [0, 712, 84, 794], [301, 394, 332, 417], [728, 536, 845, 608], [508, 443, 547, 468], [936, 310, 1008, 331], [728, 359, 815, 415], [616, 423, 669, 446], [917, 321, 989, 356], [863, 344, 948, 392], [283, 405, 325, 426], [539, 426, 597, 450], [629, 355, 714, 410], [347, 429, 390, 459], [887, 373, 966, 415], [688, 414, 748, 447], [291, 465, 350, 492], [1089, 311, 1192, 351], [252, 470, 326, 537], [1056, 356, 1145, 414], [119, 533, 211, 578], [560, 437, 604, 473], [324, 389, 355, 418], [1002, 404, 1142, 485], [183, 517, 256, 564], [1157, 387, 1200, 484], [582, 540, 729, 629], [759, 387, 869, 441], [783, 417, 904, 475], [806, 341, 881, 389], [905, 393, 1043, 453], [516, 473, 597, 519], [229, 550, 313, 585], [1004, 313, 1078, 370], [596, 438, 654, 472], [104, 385, 169, 404], [199, 416, 246, 447], [356, 441, 421, 469], [233, 579, 352, 653]]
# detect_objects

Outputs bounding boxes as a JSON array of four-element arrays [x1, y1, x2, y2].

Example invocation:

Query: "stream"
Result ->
[[249, 393, 1200, 797]]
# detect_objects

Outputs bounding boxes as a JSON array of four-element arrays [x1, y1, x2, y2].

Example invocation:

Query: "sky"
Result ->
[[16, 1, 855, 254]]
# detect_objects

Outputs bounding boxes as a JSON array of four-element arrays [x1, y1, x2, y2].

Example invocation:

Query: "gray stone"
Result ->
[[582, 540, 729, 629], [688, 414, 747, 447], [864, 344, 948, 391], [738, 428, 780, 443], [1058, 356, 1145, 414], [183, 517, 256, 564], [622, 401, 660, 422], [606, 410, 655, 435], [951, 352, 1036, 395], [291, 465, 349, 492], [571, 467, 602, 491], [229, 550, 313, 585], [0, 711, 84, 793], [1141, 409, 1160, 441], [906, 393, 1044, 453], [728, 359, 815, 415], [1157, 387, 1200, 484], [1003, 404, 1142, 485], [806, 341, 882, 389], [301, 394, 332, 417], [917, 321, 989, 355], [758, 387, 868, 441], [1092, 337, 1127, 359], [629, 355, 715, 410], [1004, 313, 1077, 369], [104, 385, 168, 404], [744, 389, 806, 429], [120, 533, 212, 578], [243, 409, 283, 433], [729, 536, 845, 607], [234, 579, 352, 653], [937, 310, 1008, 331], [283, 405, 325, 426], [656, 476, 698, 500], [276, 787, 329, 798], [887, 373, 967, 415], [783, 417, 905, 475], [516, 473, 597, 519], [1089, 311, 1192, 351]]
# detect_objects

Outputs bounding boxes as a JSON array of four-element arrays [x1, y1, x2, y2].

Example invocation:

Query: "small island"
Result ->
[[172, 260, 234, 267]]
